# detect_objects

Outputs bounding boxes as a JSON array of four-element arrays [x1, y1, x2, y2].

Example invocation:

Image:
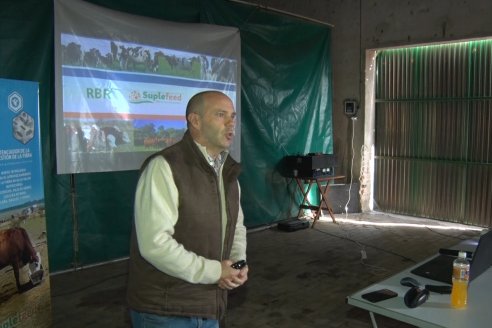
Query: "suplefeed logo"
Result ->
[[128, 90, 182, 104]]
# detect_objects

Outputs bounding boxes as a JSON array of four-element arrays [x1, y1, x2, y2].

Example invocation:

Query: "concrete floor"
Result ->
[[50, 212, 484, 328]]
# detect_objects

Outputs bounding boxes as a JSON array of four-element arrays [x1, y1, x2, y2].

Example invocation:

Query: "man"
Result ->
[[127, 90, 248, 328]]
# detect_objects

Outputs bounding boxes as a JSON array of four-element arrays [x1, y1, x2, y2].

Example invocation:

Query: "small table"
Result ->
[[346, 238, 491, 328], [294, 175, 345, 227]]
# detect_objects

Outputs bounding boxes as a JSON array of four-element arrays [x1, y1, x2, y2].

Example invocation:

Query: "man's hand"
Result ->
[[218, 260, 249, 290]]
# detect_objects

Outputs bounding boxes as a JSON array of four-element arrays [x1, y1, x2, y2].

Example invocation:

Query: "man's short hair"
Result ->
[[186, 90, 225, 126]]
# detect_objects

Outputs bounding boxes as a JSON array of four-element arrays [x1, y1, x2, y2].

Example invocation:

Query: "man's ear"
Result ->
[[188, 113, 200, 129]]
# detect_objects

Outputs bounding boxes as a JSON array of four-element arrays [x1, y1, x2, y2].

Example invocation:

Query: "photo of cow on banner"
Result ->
[[0, 78, 51, 328]]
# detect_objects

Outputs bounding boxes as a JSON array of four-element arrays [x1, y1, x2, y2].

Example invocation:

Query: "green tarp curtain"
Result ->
[[1, 0, 332, 271], [202, 0, 333, 227]]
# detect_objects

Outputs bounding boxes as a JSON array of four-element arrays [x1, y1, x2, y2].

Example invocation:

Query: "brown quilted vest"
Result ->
[[126, 131, 241, 319]]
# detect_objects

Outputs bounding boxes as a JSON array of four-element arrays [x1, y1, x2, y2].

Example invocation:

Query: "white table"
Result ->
[[346, 239, 491, 328]]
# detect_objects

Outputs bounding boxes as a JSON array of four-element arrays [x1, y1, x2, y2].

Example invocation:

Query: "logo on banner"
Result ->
[[8, 91, 23, 113], [12, 112, 35, 145]]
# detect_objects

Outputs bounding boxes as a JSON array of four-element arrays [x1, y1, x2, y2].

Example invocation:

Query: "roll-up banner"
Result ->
[[0, 78, 51, 327]]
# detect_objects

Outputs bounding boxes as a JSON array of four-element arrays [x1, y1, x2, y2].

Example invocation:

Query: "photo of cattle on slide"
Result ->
[[65, 123, 132, 154], [61, 36, 237, 83], [0, 227, 44, 294]]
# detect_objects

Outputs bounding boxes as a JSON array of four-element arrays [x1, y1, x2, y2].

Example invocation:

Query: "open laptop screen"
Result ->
[[469, 230, 492, 281], [411, 229, 492, 285]]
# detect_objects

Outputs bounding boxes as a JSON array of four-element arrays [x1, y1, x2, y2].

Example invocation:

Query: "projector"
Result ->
[[282, 153, 336, 179]]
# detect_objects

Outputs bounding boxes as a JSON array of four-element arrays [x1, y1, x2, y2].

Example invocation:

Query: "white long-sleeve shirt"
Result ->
[[134, 150, 247, 285]]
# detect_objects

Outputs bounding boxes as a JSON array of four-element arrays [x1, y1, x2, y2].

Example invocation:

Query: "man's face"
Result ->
[[195, 94, 236, 156]]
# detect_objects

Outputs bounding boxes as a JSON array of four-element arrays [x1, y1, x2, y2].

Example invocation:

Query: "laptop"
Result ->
[[411, 229, 492, 285]]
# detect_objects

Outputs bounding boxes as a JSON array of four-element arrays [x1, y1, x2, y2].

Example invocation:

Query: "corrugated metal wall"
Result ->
[[374, 41, 492, 227]]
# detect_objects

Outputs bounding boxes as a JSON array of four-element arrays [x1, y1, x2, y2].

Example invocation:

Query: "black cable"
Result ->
[[313, 227, 417, 263], [425, 226, 479, 240]]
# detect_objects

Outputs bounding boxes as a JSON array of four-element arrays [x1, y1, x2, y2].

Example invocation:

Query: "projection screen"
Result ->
[[54, 0, 241, 174]]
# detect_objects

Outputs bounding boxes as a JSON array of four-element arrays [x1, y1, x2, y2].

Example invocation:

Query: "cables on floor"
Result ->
[[313, 225, 415, 276], [337, 116, 371, 264], [321, 117, 403, 275]]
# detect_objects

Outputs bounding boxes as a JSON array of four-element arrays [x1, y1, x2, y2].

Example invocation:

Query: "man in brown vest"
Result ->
[[127, 90, 248, 328]]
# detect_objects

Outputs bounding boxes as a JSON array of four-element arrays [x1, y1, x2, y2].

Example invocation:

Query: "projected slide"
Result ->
[[54, 0, 241, 174]]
